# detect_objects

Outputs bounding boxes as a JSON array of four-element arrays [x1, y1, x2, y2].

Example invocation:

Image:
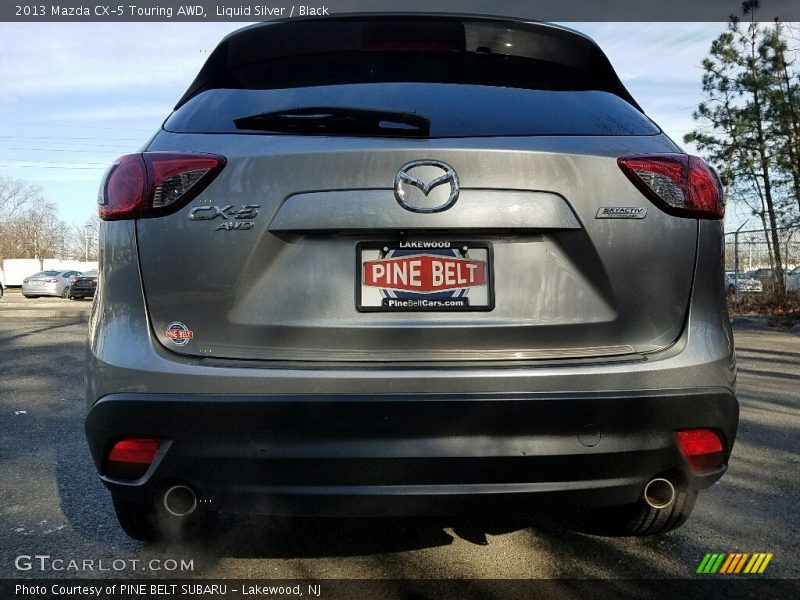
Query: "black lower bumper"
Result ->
[[85, 389, 738, 516]]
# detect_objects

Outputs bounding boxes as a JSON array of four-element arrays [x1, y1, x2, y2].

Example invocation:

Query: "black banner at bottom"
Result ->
[[2, 579, 799, 600]]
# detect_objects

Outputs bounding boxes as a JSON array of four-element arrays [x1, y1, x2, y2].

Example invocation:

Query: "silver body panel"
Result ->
[[87, 218, 733, 402], [132, 132, 701, 363]]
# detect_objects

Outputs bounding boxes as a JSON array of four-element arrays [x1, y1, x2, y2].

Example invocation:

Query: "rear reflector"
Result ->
[[106, 438, 160, 479], [618, 154, 724, 219], [98, 152, 225, 221], [676, 429, 725, 471]]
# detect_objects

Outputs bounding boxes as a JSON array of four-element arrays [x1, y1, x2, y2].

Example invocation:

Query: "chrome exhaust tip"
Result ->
[[643, 478, 675, 509], [163, 484, 197, 517]]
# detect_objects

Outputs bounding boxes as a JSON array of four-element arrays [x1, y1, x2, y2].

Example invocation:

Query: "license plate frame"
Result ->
[[356, 240, 494, 312]]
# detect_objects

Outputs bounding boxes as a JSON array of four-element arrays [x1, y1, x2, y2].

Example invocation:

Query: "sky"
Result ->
[[0, 21, 748, 228]]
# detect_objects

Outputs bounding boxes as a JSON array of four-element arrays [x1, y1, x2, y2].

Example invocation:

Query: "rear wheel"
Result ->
[[61, 287, 70, 299], [571, 489, 697, 536]]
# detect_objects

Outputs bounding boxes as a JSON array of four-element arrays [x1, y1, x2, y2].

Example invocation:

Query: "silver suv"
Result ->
[[85, 16, 738, 542]]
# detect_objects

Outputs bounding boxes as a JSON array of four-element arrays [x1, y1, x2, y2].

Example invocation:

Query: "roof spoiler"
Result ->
[[175, 14, 642, 112]]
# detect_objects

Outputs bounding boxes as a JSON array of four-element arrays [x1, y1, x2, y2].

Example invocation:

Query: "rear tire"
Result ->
[[572, 489, 698, 536], [61, 287, 70, 299]]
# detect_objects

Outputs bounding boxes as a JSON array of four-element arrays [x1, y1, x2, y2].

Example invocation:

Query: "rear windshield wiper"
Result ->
[[233, 106, 431, 137]]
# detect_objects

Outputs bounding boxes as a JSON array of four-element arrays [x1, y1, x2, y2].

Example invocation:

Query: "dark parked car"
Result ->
[[750, 268, 773, 282], [749, 268, 781, 293], [85, 16, 738, 542], [69, 270, 98, 299]]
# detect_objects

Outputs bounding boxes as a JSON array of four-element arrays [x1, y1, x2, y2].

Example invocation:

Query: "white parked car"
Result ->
[[724, 271, 762, 294]]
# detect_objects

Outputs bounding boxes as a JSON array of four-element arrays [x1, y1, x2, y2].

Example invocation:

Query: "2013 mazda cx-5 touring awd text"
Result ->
[[85, 16, 738, 541]]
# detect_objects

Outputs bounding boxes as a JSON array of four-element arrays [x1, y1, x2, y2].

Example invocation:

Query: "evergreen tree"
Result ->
[[685, 1, 796, 295]]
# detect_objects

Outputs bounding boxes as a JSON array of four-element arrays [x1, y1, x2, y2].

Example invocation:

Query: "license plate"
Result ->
[[357, 241, 494, 312]]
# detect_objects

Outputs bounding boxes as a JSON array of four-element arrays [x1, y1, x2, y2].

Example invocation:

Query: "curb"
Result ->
[[0, 310, 90, 319], [730, 316, 770, 330]]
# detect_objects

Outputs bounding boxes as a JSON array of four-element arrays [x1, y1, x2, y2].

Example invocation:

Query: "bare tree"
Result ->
[[68, 215, 101, 261], [0, 176, 45, 221], [0, 197, 68, 261]]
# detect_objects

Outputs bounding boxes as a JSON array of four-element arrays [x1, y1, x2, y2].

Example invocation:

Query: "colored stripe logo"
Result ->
[[697, 553, 773, 574]]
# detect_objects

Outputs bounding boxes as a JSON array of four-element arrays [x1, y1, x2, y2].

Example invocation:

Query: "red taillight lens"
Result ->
[[69, 278, 77, 285], [106, 438, 161, 479], [618, 154, 724, 219], [676, 429, 725, 471], [98, 152, 226, 221]]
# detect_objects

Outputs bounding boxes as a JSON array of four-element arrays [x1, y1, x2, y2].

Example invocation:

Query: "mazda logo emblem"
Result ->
[[394, 160, 459, 213]]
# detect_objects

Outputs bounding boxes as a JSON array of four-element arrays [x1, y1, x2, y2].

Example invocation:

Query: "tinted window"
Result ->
[[179, 19, 641, 110], [165, 84, 659, 138]]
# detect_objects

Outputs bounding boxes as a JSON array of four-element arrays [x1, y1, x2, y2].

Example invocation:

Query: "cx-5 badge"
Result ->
[[188, 204, 260, 220], [394, 160, 459, 213], [189, 204, 261, 231]]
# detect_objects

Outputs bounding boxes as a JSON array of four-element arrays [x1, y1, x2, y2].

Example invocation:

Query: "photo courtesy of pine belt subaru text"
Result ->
[[84, 15, 738, 541]]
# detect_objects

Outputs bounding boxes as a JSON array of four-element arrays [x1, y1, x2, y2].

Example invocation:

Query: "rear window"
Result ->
[[164, 84, 659, 138], [34, 271, 60, 277]]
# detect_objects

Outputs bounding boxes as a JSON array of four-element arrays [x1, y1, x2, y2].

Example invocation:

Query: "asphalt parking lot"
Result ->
[[1, 288, 798, 588]]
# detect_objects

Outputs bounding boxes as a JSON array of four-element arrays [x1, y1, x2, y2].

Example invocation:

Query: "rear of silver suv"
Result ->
[[85, 16, 738, 541]]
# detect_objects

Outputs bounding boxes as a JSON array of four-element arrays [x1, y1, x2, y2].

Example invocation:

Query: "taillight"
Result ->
[[69, 278, 77, 285], [98, 152, 226, 221], [618, 154, 724, 219], [23, 278, 29, 284], [106, 438, 161, 479], [676, 429, 725, 471]]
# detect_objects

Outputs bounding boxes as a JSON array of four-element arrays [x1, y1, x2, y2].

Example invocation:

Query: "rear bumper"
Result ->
[[69, 288, 95, 297], [85, 389, 737, 516], [21, 283, 59, 296]]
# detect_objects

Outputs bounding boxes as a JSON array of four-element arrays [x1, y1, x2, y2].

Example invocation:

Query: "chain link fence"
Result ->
[[724, 225, 800, 302]]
